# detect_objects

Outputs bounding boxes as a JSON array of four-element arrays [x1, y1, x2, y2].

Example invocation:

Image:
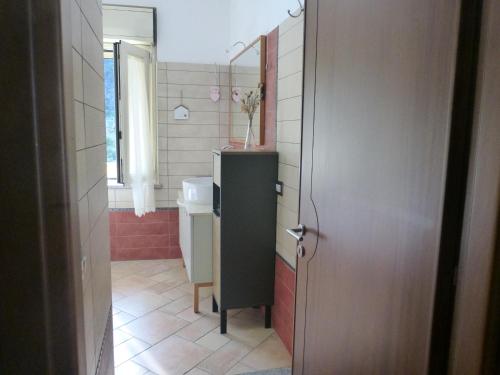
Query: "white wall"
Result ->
[[229, 0, 302, 57], [103, 0, 230, 64]]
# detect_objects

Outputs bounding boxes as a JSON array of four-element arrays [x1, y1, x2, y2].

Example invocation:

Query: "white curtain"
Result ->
[[127, 55, 156, 216]]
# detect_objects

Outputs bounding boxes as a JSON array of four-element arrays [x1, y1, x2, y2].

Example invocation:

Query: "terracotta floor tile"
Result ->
[[114, 337, 150, 366], [121, 310, 189, 345], [225, 363, 256, 375], [162, 286, 189, 301], [115, 360, 149, 375], [240, 334, 292, 370], [159, 294, 193, 315], [197, 341, 251, 375], [136, 263, 172, 278], [186, 368, 211, 375], [112, 291, 126, 303], [176, 306, 203, 323], [150, 268, 188, 283], [111, 260, 291, 374], [113, 275, 159, 296], [176, 316, 220, 342], [223, 317, 274, 348], [196, 332, 230, 351], [133, 335, 211, 375], [147, 279, 185, 295], [114, 329, 132, 346], [113, 311, 137, 329], [114, 291, 172, 317]]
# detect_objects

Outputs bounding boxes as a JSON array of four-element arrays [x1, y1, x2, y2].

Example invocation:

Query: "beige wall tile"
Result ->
[[167, 70, 217, 86], [168, 163, 212, 176], [167, 125, 220, 138], [83, 61, 104, 110], [277, 204, 298, 230], [74, 100, 85, 150], [167, 150, 212, 163], [278, 185, 300, 213], [83, 282, 95, 375], [279, 12, 303, 36], [276, 240, 297, 269], [157, 97, 168, 110], [278, 19, 304, 56], [88, 177, 108, 225], [167, 111, 219, 125], [82, 19, 103, 77], [73, 50, 83, 101], [167, 137, 220, 151], [115, 188, 133, 202], [78, 195, 90, 247], [84, 105, 105, 148], [76, 149, 87, 199], [80, 0, 103, 43], [90, 211, 112, 347], [277, 71, 302, 101], [278, 46, 303, 80], [167, 98, 219, 112], [279, 164, 300, 190], [71, 0, 82, 53], [167, 62, 218, 72], [85, 144, 106, 190], [157, 69, 167, 84], [277, 142, 301, 167], [277, 120, 301, 144], [277, 96, 302, 122]]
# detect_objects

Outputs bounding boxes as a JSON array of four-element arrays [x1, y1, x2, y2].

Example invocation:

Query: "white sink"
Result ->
[[182, 177, 213, 205]]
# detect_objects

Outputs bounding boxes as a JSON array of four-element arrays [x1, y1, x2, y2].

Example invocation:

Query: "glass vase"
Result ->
[[244, 118, 256, 150]]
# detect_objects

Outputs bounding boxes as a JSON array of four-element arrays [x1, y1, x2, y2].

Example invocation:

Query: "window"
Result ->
[[104, 53, 119, 181], [102, 5, 157, 186]]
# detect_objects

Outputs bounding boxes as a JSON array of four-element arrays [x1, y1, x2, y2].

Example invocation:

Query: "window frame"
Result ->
[[102, 5, 159, 187]]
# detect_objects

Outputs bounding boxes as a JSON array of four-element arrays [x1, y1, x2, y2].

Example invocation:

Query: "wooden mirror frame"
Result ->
[[229, 35, 267, 145]]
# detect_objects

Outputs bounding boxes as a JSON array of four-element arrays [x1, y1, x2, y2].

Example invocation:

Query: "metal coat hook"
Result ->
[[288, 0, 304, 18]]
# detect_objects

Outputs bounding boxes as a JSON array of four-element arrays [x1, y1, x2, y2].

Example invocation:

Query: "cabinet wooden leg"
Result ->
[[194, 284, 199, 313], [265, 305, 272, 328], [220, 310, 227, 334], [212, 296, 218, 313]]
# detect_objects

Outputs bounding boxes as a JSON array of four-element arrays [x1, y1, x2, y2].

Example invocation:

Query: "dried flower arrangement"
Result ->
[[240, 83, 263, 120]]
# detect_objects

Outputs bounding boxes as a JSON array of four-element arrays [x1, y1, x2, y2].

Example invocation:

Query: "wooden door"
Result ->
[[294, 0, 469, 373]]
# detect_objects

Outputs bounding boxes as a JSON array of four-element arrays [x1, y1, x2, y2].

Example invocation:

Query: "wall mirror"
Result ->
[[229, 36, 267, 145]]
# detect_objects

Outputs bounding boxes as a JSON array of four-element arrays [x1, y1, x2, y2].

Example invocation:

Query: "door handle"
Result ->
[[286, 224, 306, 242]]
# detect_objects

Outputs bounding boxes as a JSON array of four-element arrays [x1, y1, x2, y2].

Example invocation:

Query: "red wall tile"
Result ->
[[273, 255, 296, 354], [109, 209, 181, 261]]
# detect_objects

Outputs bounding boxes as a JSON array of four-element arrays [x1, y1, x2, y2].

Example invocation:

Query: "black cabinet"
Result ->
[[212, 149, 278, 333]]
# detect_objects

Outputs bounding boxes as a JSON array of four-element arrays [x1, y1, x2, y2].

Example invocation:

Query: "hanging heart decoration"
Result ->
[[209, 86, 220, 102], [232, 87, 241, 103]]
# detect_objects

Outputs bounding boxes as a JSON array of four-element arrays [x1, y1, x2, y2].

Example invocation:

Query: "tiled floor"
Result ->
[[111, 259, 292, 375]]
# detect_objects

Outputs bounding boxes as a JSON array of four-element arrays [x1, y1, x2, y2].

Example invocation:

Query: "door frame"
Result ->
[[0, 0, 86, 373], [448, 0, 500, 372]]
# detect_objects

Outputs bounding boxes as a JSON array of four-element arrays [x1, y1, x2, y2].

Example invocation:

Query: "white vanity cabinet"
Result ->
[[178, 199, 213, 312]]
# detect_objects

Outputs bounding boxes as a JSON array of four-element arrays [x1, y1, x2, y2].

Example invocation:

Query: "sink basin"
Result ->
[[182, 177, 213, 205]]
